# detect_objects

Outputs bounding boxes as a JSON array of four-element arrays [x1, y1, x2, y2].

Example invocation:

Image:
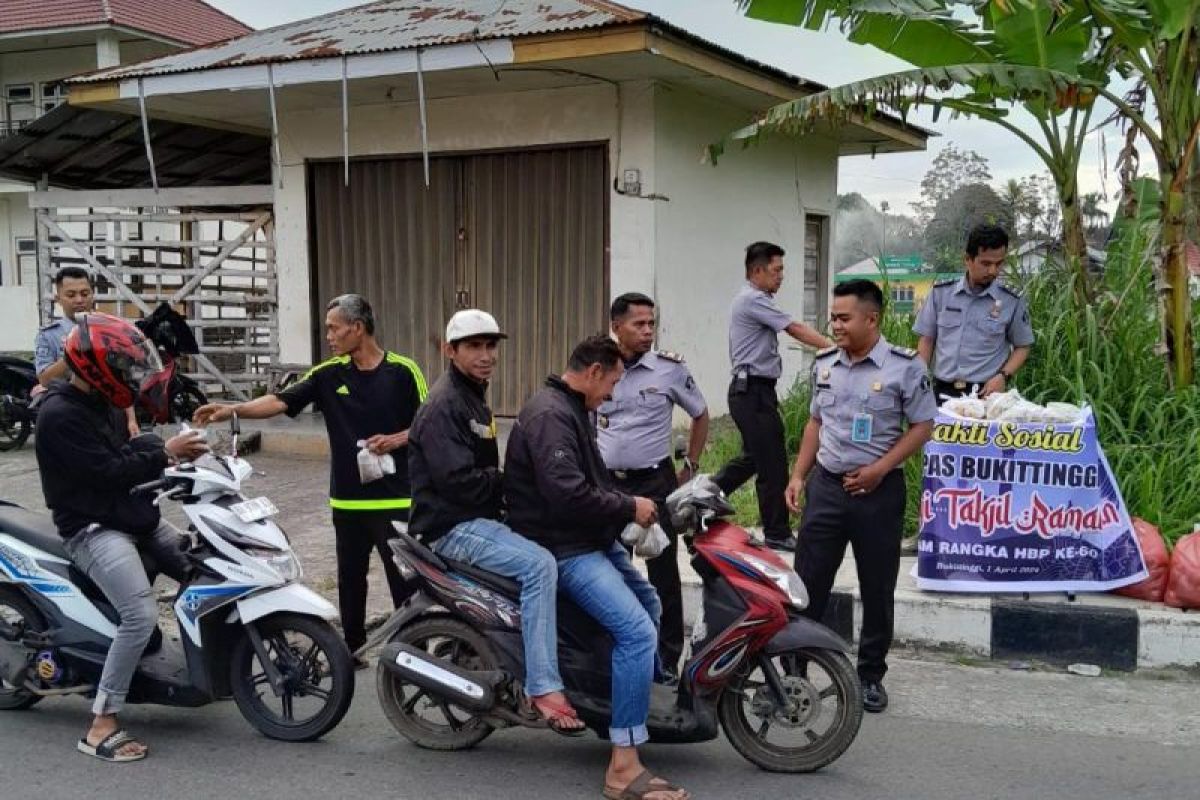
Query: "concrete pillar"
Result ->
[[96, 30, 121, 69]]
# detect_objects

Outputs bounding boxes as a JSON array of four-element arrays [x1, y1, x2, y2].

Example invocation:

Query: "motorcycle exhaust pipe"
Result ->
[[379, 642, 501, 713]]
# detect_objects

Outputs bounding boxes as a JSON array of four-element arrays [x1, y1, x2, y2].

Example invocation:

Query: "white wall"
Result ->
[[0, 38, 176, 353], [273, 80, 657, 363], [652, 84, 838, 415]]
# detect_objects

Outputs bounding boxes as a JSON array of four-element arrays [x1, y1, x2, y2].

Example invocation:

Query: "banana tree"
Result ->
[[1077, 0, 1198, 386], [720, 0, 1112, 305]]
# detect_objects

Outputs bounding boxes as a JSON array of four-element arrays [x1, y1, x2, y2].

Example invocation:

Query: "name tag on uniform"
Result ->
[[851, 413, 873, 443]]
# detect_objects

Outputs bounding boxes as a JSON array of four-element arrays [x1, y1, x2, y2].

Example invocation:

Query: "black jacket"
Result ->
[[34, 383, 167, 539], [504, 376, 635, 559], [408, 365, 503, 542]]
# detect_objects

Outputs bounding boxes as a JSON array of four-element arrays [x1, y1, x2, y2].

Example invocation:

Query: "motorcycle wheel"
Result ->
[[169, 380, 208, 425], [230, 613, 354, 742], [718, 647, 862, 773], [0, 394, 31, 452], [376, 617, 497, 751], [0, 589, 43, 710]]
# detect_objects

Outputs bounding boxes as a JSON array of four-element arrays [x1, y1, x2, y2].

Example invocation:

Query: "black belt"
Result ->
[[609, 459, 671, 481], [933, 378, 982, 393]]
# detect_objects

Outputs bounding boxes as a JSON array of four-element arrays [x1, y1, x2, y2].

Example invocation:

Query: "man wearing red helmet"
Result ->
[[35, 313, 209, 762]]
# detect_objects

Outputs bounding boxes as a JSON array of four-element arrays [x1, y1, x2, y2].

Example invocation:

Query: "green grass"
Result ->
[[700, 223, 1200, 545]]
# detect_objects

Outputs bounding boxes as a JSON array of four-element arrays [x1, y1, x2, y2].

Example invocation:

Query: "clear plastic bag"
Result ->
[[356, 439, 395, 484], [620, 522, 670, 559]]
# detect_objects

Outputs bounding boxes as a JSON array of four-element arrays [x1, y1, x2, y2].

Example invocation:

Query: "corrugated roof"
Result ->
[[0, 0, 251, 47], [71, 0, 647, 82]]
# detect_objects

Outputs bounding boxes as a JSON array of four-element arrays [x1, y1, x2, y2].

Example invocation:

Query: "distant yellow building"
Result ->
[[835, 256, 961, 313]]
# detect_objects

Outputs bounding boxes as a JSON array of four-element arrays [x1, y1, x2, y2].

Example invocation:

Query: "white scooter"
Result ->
[[0, 416, 354, 741]]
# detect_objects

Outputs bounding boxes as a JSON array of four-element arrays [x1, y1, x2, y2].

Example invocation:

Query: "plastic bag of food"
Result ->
[[1044, 402, 1083, 423], [984, 390, 1022, 420], [1164, 529, 1200, 609], [943, 397, 986, 419], [356, 439, 395, 484], [998, 399, 1045, 422], [620, 522, 670, 559], [1114, 518, 1171, 603]]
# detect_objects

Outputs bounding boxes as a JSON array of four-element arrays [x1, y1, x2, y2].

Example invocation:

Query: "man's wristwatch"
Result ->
[[998, 369, 1013, 381]]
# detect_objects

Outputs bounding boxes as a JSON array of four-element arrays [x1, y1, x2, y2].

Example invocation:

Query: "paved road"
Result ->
[[2, 655, 1196, 800]]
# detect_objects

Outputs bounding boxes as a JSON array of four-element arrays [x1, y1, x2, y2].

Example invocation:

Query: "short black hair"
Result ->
[[327, 293, 375, 335], [610, 292, 655, 321], [567, 334, 622, 373], [745, 241, 785, 276], [833, 279, 884, 312], [965, 224, 1010, 257], [54, 267, 94, 289]]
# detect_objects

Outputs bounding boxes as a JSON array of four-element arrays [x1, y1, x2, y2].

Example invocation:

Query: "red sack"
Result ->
[[1115, 518, 1171, 602], [1164, 531, 1200, 610]]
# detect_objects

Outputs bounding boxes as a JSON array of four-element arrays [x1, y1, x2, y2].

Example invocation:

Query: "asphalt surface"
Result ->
[[2, 656, 1196, 800]]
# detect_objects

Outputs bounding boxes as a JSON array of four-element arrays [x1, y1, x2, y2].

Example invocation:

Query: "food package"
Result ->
[[984, 390, 1022, 420], [1114, 518, 1171, 603], [1044, 402, 1084, 423], [1164, 529, 1200, 609], [942, 397, 986, 419], [620, 522, 670, 559], [356, 439, 396, 484], [998, 399, 1046, 422]]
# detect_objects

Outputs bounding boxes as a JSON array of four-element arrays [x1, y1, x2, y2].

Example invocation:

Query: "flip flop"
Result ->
[[529, 695, 587, 737], [602, 769, 688, 800], [77, 729, 147, 763]]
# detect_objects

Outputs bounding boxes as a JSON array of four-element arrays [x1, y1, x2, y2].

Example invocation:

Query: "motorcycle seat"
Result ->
[[0, 505, 69, 560], [442, 557, 522, 598]]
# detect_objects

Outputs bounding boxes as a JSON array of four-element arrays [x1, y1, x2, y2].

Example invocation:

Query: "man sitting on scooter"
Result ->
[[407, 309, 584, 734], [505, 335, 689, 800], [34, 313, 209, 763]]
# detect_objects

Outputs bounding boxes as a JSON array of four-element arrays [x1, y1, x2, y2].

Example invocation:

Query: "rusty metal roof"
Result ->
[[70, 0, 648, 83]]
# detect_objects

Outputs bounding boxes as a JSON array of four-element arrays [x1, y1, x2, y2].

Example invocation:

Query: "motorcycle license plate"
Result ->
[[231, 497, 279, 523]]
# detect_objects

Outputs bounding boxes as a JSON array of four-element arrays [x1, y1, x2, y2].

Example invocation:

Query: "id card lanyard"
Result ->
[[851, 393, 873, 443]]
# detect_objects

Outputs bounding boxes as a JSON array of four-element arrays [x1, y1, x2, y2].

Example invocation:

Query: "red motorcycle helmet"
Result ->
[[64, 312, 163, 409]]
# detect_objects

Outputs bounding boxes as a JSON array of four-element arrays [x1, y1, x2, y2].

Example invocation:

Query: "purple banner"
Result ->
[[916, 408, 1147, 592]]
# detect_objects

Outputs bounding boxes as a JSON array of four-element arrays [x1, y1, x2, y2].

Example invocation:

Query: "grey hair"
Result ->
[[326, 293, 375, 335]]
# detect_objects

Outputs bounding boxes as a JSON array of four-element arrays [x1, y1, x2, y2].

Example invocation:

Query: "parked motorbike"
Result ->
[[135, 303, 208, 425], [369, 476, 863, 773], [0, 355, 36, 452], [0, 416, 354, 742]]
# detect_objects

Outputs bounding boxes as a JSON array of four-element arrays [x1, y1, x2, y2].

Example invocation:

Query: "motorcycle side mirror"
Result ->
[[673, 433, 687, 461], [230, 412, 240, 457]]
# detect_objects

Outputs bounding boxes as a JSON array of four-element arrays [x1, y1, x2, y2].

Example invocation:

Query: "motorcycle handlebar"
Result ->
[[130, 478, 167, 496]]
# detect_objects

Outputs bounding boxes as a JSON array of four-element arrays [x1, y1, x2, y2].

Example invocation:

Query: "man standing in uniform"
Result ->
[[913, 224, 1034, 402], [598, 293, 709, 679], [785, 279, 935, 713], [407, 308, 584, 733], [34, 266, 138, 437], [194, 294, 426, 659], [715, 241, 831, 552]]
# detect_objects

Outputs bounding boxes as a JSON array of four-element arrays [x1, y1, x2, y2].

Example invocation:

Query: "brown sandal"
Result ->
[[602, 769, 687, 800]]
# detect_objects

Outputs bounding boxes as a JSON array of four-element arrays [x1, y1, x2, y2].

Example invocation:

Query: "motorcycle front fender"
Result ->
[[765, 616, 853, 656], [234, 583, 339, 625]]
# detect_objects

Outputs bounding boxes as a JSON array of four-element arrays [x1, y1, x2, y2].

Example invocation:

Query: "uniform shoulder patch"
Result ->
[[999, 283, 1024, 298], [889, 345, 918, 359], [655, 349, 684, 363], [814, 345, 838, 360], [933, 278, 958, 288]]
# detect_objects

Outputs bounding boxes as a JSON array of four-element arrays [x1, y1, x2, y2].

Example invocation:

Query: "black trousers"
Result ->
[[713, 377, 790, 540], [933, 379, 983, 404], [611, 459, 685, 673], [331, 508, 410, 651], [794, 465, 905, 683]]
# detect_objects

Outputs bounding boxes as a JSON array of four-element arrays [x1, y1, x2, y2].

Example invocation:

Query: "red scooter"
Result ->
[[370, 477, 863, 773]]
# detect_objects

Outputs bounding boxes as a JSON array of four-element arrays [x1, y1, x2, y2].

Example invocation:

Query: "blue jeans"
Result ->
[[432, 519, 563, 696], [558, 541, 661, 747]]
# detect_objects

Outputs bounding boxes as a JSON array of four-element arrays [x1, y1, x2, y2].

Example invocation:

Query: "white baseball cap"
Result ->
[[445, 309, 507, 343]]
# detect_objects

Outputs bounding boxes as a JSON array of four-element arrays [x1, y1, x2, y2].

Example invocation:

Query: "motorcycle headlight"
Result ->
[[739, 553, 809, 610], [247, 548, 302, 582]]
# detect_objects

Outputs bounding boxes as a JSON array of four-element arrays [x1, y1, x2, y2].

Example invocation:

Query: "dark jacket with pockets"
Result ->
[[407, 365, 503, 543], [504, 376, 635, 559], [35, 383, 167, 539]]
